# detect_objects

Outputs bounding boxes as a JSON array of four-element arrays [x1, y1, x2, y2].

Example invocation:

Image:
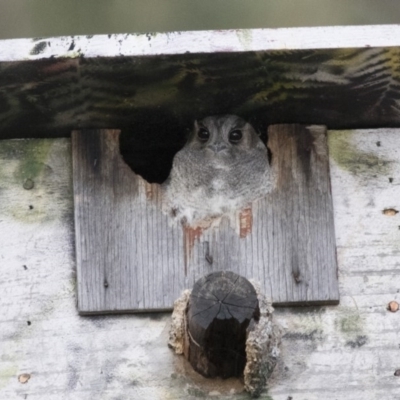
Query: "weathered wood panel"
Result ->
[[267, 125, 339, 305], [1, 129, 400, 399], [72, 125, 338, 313]]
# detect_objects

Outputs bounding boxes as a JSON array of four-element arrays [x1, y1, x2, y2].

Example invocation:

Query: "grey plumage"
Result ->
[[162, 115, 272, 225]]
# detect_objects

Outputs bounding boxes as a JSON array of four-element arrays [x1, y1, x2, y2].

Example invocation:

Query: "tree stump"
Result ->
[[186, 271, 259, 378]]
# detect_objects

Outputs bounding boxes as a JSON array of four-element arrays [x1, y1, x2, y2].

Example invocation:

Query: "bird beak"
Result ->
[[209, 143, 228, 153]]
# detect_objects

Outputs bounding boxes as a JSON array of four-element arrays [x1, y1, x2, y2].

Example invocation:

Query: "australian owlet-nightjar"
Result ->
[[162, 115, 272, 225]]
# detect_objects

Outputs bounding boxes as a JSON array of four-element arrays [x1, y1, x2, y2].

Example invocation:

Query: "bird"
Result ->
[[162, 115, 272, 225]]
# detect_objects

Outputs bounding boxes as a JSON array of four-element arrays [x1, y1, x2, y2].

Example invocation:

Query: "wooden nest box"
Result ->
[[2, 25, 400, 314]]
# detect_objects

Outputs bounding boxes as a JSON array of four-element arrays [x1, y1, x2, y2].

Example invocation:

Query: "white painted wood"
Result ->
[[1, 25, 400, 62], [1, 129, 400, 399]]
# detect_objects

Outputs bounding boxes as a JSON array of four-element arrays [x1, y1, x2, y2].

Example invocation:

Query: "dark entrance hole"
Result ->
[[119, 110, 189, 184]]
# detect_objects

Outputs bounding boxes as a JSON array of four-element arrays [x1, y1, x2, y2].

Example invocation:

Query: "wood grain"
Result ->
[[72, 125, 339, 314], [266, 124, 339, 305]]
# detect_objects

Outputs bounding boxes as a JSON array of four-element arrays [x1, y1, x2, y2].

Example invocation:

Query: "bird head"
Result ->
[[187, 115, 265, 159]]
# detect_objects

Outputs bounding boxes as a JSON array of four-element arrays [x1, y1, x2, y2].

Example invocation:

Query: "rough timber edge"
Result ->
[[2, 25, 400, 62]]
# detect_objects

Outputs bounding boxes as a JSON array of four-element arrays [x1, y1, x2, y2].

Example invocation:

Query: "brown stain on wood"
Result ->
[[239, 207, 253, 238], [183, 225, 204, 275], [144, 181, 154, 200], [143, 180, 162, 204]]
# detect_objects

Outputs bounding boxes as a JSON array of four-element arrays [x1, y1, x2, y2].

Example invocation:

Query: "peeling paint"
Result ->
[[183, 225, 204, 274], [30, 41, 47, 55], [239, 207, 253, 238]]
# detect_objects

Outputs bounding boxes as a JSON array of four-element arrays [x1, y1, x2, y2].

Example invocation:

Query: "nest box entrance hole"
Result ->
[[119, 112, 189, 184]]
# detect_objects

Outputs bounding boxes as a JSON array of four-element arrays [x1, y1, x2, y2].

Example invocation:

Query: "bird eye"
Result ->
[[197, 127, 210, 142], [229, 130, 242, 144]]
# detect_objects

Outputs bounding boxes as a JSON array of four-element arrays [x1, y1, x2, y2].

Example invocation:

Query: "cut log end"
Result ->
[[186, 271, 259, 379], [169, 275, 281, 397]]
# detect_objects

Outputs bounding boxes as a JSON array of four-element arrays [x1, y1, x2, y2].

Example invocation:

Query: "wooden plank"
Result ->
[[72, 125, 338, 314], [3, 26, 400, 62], [266, 124, 339, 305], [2, 30, 400, 140]]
